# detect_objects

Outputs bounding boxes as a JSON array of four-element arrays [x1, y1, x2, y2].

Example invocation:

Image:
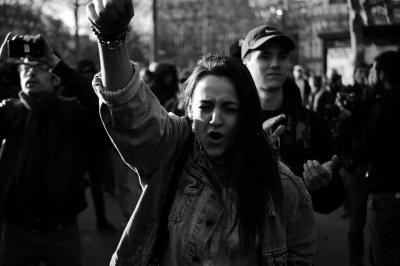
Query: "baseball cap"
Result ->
[[241, 25, 296, 59]]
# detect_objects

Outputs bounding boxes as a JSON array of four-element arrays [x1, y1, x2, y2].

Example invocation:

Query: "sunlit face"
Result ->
[[189, 75, 241, 164], [18, 62, 55, 97], [244, 42, 291, 93]]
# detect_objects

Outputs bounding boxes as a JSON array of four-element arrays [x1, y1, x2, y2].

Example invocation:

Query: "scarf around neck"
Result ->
[[19, 91, 59, 114]]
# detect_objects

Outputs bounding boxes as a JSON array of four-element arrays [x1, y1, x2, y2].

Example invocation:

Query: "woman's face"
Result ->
[[190, 75, 241, 164]]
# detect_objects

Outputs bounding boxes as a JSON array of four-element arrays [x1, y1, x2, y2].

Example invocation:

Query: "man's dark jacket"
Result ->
[[0, 61, 97, 224], [361, 88, 400, 192], [262, 80, 344, 214]]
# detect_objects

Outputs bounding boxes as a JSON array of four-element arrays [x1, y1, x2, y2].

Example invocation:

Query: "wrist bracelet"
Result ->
[[91, 26, 127, 50]]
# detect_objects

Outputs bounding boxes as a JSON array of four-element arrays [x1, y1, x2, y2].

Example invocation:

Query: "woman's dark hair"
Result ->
[[183, 54, 282, 254], [374, 50, 400, 87]]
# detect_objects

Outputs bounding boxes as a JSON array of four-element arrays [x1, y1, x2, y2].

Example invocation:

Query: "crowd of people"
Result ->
[[0, 0, 399, 265]]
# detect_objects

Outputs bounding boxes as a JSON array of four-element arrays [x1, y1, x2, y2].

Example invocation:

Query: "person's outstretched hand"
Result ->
[[86, 0, 134, 36], [303, 155, 339, 192], [262, 114, 286, 148]]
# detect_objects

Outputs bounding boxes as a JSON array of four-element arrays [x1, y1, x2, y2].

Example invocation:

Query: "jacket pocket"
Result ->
[[168, 175, 204, 223], [263, 249, 287, 266]]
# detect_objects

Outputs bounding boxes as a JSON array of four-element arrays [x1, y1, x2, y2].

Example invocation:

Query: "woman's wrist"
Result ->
[[98, 41, 133, 90], [91, 26, 128, 50]]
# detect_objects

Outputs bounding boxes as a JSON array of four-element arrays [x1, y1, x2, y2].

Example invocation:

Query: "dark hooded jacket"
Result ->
[[361, 88, 400, 192], [262, 80, 344, 214], [0, 61, 96, 227]]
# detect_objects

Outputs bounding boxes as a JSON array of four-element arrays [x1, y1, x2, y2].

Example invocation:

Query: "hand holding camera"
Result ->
[[0, 32, 16, 63], [0, 33, 59, 67]]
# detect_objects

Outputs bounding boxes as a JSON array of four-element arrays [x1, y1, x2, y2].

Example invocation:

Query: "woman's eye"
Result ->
[[225, 106, 239, 113], [259, 54, 272, 60], [199, 105, 211, 110]]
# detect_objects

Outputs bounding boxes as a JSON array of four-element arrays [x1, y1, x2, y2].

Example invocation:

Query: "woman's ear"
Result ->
[[51, 73, 61, 87]]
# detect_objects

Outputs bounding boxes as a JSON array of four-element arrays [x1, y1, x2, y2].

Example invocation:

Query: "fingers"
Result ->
[[273, 124, 285, 137], [1, 32, 14, 50], [3, 32, 14, 43], [87, 0, 134, 35], [93, 0, 105, 15], [269, 123, 285, 140], [303, 160, 332, 192], [303, 160, 320, 177], [262, 114, 286, 132], [0, 32, 14, 61], [322, 155, 339, 171], [87, 1, 100, 23], [100, 1, 119, 24]]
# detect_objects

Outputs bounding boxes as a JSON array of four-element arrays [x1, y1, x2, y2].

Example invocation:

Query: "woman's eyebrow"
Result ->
[[223, 99, 239, 105]]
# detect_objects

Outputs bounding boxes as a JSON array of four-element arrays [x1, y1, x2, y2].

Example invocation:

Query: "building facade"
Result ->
[[156, 0, 400, 84]]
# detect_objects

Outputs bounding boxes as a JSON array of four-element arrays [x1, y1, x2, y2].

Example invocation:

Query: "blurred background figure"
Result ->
[[149, 62, 182, 115], [316, 69, 344, 128], [139, 65, 154, 87], [176, 67, 192, 113], [293, 64, 311, 107], [307, 74, 324, 111], [76, 59, 98, 81], [361, 50, 400, 266], [332, 63, 371, 266]]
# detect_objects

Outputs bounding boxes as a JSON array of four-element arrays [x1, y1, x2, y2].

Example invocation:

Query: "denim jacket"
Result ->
[[93, 63, 316, 266]]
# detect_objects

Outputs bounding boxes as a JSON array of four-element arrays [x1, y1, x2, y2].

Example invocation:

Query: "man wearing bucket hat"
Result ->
[[0, 33, 95, 266], [241, 25, 344, 214]]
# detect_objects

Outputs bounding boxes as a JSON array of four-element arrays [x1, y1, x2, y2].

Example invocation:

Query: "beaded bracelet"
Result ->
[[91, 26, 127, 50]]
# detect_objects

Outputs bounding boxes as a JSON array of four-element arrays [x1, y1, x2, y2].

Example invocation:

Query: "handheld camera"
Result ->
[[7, 38, 44, 58]]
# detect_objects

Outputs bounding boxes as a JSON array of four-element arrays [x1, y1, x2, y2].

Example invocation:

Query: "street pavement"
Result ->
[[79, 187, 371, 266], [79, 189, 129, 266]]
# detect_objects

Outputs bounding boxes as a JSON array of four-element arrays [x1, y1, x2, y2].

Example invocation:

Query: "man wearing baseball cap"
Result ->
[[241, 25, 344, 214]]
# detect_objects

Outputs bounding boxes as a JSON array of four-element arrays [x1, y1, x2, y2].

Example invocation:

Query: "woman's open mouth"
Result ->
[[208, 131, 223, 144]]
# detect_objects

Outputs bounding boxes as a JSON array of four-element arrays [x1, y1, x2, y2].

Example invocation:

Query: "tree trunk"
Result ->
[[347, 0, 365, 68], [74, 0, 80, 58], [151, 0, 158, 62]]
